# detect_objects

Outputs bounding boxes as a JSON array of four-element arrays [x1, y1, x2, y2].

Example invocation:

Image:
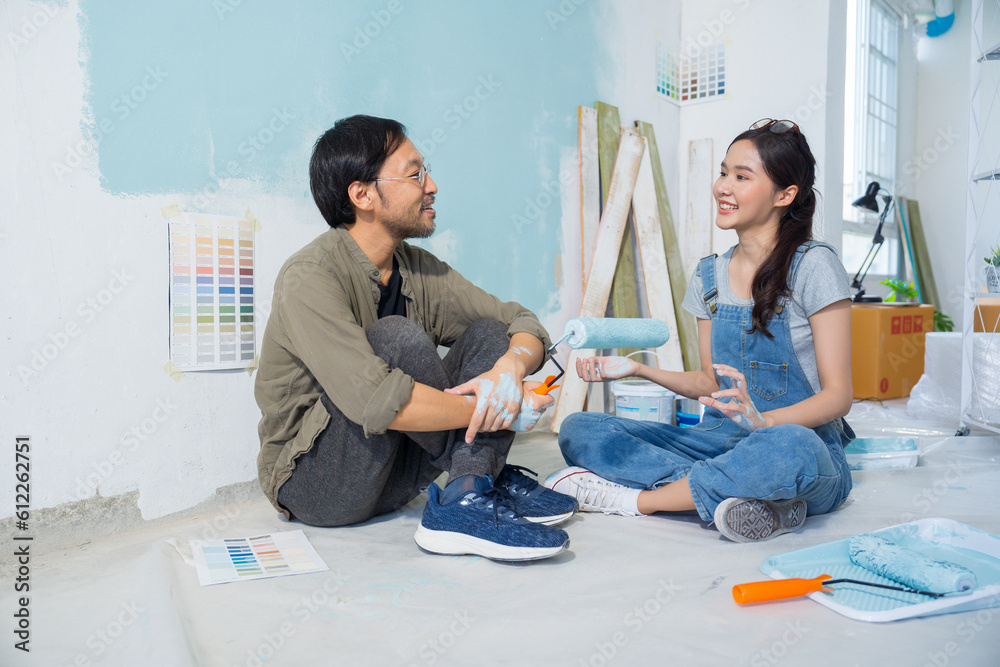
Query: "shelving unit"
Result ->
[[961, 0, 1000, 434], [979, 40, 1000, 59]]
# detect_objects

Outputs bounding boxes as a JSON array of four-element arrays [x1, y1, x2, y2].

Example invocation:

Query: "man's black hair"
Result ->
[[309, 115, 407, 228]]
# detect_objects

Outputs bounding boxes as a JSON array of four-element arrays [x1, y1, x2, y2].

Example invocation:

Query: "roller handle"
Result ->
[[533, 375, 561, 396], [732, 575, 832, 604]]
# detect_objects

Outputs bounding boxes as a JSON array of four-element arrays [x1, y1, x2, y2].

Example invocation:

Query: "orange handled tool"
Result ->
[[733, 574, 945, 604], [733, 575, 833, 604], [533, 375, 561, 396]]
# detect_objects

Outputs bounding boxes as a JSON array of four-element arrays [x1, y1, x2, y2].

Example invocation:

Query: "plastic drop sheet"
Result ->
[[909, 332, 1000, 429], [2, 406, 999, 666]]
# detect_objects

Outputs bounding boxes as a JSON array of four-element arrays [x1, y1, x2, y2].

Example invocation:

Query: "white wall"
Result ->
[[909, 0, 972, 322], [676, 0, 843, 257], [3, 2, 263, 520]]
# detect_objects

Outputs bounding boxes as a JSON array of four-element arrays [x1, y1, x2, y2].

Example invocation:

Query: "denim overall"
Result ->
[[557, 243, 854, 522]]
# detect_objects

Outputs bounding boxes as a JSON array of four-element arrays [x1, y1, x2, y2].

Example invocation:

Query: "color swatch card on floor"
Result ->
[[190, 530, 328, 586]]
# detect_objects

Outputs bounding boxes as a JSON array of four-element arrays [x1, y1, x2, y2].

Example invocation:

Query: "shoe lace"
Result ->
[[472, 484, 520, 526], [574, 478, 636, 515], [499, 464, 540, 497]]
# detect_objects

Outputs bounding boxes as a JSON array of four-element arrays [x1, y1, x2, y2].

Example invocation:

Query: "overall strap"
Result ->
[[699, 254, 720, 314]]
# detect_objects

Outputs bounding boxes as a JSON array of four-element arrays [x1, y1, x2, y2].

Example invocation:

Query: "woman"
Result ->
[[546, 119, 854, 543]]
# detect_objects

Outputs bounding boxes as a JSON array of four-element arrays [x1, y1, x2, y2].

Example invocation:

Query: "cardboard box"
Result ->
[[974, 301, 1000, 333], [851, 303, 934, 400]]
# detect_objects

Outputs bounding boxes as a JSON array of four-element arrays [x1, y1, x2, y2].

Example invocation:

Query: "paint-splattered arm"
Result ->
[[505, 332, 545, 375]]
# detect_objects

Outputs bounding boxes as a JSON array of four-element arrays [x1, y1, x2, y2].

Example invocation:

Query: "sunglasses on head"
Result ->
[[750, 118, 800, 134], [750, 118, 810, 160]]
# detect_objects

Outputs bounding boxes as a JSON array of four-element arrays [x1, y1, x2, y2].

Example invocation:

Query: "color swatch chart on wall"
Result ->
[[168, 212, 254, 370], [656, 40, 726, 105], [190, 530, 329, 586]]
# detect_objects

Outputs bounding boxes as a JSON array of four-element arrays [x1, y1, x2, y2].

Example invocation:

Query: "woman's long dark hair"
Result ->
[[728, 125, 818, 337]]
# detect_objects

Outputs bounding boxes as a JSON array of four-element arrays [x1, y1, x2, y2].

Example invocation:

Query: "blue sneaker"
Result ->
[[414, 477, 569, 561], [495, 465, 578, 526]]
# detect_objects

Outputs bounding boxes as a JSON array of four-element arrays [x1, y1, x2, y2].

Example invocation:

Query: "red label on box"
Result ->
[[880, 377, 889, 393], [892, 316, 901, 334], [903, 316, 913, 334], [914, 316, 923, 333]]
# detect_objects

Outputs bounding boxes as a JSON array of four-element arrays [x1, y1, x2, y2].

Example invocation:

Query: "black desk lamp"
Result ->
[[850, 181, 894, 303]]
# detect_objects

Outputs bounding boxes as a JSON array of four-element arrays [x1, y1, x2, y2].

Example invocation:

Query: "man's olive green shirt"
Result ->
[[254, 226, 551, 517]]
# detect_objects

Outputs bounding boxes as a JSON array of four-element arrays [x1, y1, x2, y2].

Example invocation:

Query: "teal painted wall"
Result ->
[[80, 0, 609, 312]]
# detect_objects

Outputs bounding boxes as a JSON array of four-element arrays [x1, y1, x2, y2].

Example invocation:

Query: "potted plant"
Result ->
[[985, 245, 1000, 294], [879, 279, 918, 303]]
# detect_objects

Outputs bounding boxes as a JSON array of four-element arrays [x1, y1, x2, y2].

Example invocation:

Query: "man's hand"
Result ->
[[508, 381, 556, 432], [445, 357, 524, 443]]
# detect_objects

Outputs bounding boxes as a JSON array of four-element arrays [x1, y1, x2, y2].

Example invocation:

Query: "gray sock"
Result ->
[[439, 474, 479, 503]]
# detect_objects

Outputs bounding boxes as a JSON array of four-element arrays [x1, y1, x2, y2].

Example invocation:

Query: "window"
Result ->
[[843, 0, 902, 287]]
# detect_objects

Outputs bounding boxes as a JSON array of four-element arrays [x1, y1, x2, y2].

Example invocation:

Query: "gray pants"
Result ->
[[277, 317, 515, 526]]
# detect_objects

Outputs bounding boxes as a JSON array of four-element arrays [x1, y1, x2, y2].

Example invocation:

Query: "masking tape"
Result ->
[[245, 354, 260, 375], [244, 207, 262, 231], [161, 204, 181, 219], [164, 360, 185, 382]]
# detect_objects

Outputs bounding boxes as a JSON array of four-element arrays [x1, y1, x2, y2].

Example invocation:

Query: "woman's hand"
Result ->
[[699, 364, 767, 431], [575, 356, 639, 383]]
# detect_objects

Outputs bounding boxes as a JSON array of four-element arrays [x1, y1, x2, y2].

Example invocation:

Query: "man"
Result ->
[[254, 115, 575, 561]]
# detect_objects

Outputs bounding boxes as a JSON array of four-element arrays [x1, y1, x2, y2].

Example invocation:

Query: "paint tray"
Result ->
[[843, 436, 919, 470], [759, 518, 1000, 622]]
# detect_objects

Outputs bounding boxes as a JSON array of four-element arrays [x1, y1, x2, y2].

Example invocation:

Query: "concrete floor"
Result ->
[[3, 400, 1000, 666]]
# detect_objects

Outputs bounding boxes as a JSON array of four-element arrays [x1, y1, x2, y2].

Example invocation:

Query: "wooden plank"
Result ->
[[684, 138, 714, 278], [551, 131, 646, 432], [578, 106, 600, 291], [634, 121, 700, 372], [596, 102, 640, 359], [632, 142, 685, 371], [577, 105, 601, 414], [595, 102, 621, 212], [906, 200, 940, 310], [894, 197, 920, 300]]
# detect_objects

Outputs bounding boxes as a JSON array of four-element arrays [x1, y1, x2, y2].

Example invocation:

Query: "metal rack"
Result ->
[[961, 0, 1000, 434]]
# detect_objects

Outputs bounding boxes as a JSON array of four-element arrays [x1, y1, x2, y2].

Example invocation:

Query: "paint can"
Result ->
[[612, 379, 676, 424], [675, 397, 705, 428]]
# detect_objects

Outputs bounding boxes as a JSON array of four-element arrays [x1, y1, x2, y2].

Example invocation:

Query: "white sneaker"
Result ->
[[543, 467, 643, 517]]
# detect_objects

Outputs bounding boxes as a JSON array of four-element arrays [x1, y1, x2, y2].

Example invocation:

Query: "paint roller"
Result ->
[[732, 533, 978, 604], [533, 318, 672, 395]]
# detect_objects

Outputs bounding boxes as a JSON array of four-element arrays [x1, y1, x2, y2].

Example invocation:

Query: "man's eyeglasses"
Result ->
[[750, 118, 800, 135], [373, 163, 431, 188]]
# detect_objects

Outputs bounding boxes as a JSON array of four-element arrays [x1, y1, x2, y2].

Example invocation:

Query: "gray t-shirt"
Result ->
[[681, 244, 851, 393]]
